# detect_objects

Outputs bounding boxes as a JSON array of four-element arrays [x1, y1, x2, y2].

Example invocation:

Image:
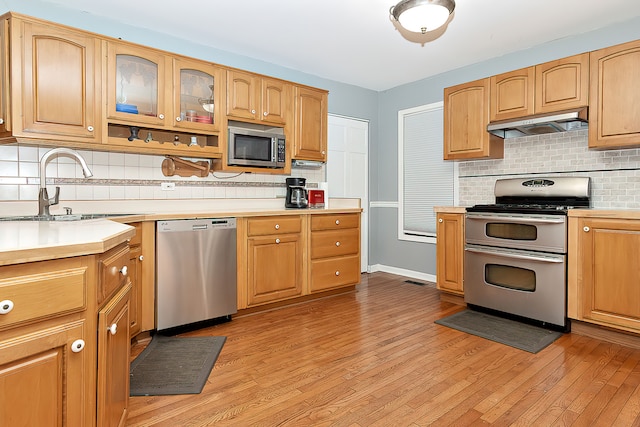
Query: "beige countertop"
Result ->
[[0, 198, 361, 266], [433, 206, 467, 214], [568, 208, 640, 219]]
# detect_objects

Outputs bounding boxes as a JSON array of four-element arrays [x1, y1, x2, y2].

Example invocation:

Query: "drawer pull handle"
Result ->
[[0, 300, 14, 315], [335, 271, 340, 276], [71, 339, 85, 353], [275, 238, 281, 244], [158, 113, 165, 120], [120, 265, 128, 276], [438, 218, 443, 223], [108, 324, 118, 335], [583, 226, 590, 232], [335, 241, 341, 247], [335, 220, 340, 225], [275, 224, 280, 230], [87, 125, 94, 132], [139, 255, 144, 261]]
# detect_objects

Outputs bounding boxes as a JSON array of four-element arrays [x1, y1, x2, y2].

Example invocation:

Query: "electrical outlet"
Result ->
[[161, 182, 175, 191]]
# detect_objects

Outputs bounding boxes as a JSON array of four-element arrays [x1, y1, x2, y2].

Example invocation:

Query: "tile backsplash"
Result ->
[[0, 144, 325, 203], [458, 129, 640, 209]]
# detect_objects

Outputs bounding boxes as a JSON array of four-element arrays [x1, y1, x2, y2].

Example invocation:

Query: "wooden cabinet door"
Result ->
[[293, 86, 328, 161], [589, 40, 640, 149], [535, 53, 589, 114], [573, 218, 640, 332], [261, 77, 290, 125], [172, 57, 221, 132], [247, 234, 303, 306], [11, 19, 100, 141], [490, 67, 535, 121], [0, 319, 91, 427], [435, 212, 464, 295], [0, 18, 10, 136], [128, 243, 142, 337], [226, 69, 259, 121], [97, 283, 131, 427], [106, 42, 168, 127], [444, 78, 503, 160]]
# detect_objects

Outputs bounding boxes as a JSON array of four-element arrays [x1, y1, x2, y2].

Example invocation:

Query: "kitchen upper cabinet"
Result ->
[[435, 211, 465, 295], [568, 215, 640, 333], [589, 40, 640, 149], [226, 69, 290, 125], [490, 67, 535, 121], [292, 86, 328, 162], [444, 78, 503, 160], [7, 16, 101, 142], [535, 53, 589, 114], [0, 256, 94, 427], [490, 54, 589, 121], [172, 57, 222, 132]]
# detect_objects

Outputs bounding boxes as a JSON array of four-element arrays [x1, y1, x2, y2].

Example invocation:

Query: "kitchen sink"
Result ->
[[0, 213, 140, 221]]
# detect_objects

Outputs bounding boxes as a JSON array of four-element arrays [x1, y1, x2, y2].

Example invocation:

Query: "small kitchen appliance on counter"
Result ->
[[285, 177, 308, 208], [308, 189, 325, 208]]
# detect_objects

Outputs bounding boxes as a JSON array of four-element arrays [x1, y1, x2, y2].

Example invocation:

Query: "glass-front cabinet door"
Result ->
[[172, 58, 221, 132], [107, 42, 167, 126]]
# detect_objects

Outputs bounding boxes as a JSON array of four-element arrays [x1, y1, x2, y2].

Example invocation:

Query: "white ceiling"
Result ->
[[39, 0, 640, 91]]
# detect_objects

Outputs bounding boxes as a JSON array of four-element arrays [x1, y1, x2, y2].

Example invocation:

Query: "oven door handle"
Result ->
[[466, 214, 565, 224], [465, 246, 565, 263]]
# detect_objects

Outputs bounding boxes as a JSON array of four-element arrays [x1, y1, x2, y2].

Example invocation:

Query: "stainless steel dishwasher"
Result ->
[[156, 217, 237, 331]]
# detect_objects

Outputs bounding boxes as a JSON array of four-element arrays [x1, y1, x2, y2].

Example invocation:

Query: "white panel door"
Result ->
[[328, 114, 369, 272]]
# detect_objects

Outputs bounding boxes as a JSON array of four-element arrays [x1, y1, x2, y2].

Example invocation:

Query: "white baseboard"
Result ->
[[367, 264, 436, 284]]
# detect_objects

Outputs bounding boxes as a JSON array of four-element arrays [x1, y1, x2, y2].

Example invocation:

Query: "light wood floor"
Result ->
[[126, 272, 640, 426]]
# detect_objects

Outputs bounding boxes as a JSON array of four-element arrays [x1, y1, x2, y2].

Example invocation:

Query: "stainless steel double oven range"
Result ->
[[464, 176, 591, 331]]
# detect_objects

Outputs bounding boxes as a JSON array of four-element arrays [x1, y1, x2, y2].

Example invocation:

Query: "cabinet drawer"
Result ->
[[98, 243, 130, 306], [310, 255, 360, 292], [311, 228, 360, 259], [247, 216, 301, 236], [0, 264, 87, 329], [311, 213, 359, 231]]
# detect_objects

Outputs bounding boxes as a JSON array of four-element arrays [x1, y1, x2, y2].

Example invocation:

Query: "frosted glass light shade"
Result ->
[[391, 0, 455, 34]]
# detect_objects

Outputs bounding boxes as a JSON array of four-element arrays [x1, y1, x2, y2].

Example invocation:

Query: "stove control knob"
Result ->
[[583, 226, 590, 232]]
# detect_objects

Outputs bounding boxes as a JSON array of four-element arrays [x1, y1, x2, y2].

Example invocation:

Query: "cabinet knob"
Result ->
[[263, 111, 268, 117], [176, 116, 182, 122], [438, 218, 443, 223], [275, 224, 280, 230], [87, 125, 94, 132], [71, 339, 85, 353], [158, 114, 165, 120], [251, 109, 256, 114], [275, 238, 281, 244], [139, 255, 144, 261], [583, 226, 590, 232], [322, 151, 326, 155], [335, 271, 340, 276], [108, 323, 118, 335], [0, 118, 4, 125], [335, 220, 340, 225], [120, 265, 128, 276], [0, 299, 14, 315], [335, 241, 341, 247]]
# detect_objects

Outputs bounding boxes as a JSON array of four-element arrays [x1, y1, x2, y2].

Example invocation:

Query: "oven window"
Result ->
[[486, 223, 537, 241], [485, 264, 536, 292]]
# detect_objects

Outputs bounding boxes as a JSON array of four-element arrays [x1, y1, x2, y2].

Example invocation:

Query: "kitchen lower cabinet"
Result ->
[[568, 214, 640, 333], [309, 213, 361, 292], [435, 211, 465, 295], [589, 39, 640, 149], [0, 256, 95, 427], [241, 216, 304, 307]]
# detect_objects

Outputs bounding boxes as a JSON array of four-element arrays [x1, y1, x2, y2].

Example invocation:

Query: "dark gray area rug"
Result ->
[[435, 309, 563, 353], [130, 335, 226, 396]]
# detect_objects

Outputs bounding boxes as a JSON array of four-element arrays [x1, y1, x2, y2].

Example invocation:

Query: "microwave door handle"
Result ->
[[465, 247, 564, 263], [466, 214, 565, 224]]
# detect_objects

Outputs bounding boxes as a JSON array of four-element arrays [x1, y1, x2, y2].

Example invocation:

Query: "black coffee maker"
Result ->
[[285, 177, 308, 208]]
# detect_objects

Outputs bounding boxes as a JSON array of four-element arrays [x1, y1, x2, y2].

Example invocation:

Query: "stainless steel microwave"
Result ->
[[227, 121, 286, 168]]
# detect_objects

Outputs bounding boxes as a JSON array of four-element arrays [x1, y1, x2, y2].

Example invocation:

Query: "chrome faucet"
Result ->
[[39, 148, 93, 216]]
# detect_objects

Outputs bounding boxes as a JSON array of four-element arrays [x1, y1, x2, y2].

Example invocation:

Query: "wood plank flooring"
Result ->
[[126, 272, 640, 426]]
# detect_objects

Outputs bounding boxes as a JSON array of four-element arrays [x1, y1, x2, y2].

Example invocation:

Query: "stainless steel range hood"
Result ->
[[487, 107, 588, 139]]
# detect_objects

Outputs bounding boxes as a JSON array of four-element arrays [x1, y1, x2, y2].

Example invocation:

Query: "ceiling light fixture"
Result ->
[[390, 0, 455, 34]]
